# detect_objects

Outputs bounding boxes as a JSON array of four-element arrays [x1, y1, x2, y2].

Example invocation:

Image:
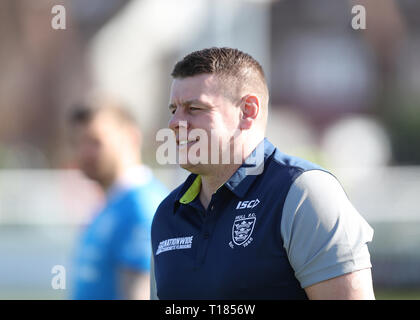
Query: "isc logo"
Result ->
[[236, 199, 260, 210]]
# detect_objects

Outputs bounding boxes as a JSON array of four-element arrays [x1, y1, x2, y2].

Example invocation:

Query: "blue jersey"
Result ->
[[151, 139, 373, 299], [72, 173, 168, 300]]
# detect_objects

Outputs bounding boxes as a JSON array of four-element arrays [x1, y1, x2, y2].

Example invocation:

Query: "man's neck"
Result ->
[[197, 135, 265, 209], [103, 158, 143, 194], [199, 163, 241, 209]]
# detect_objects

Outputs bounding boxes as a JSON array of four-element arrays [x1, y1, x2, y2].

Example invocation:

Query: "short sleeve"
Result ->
[[281, 170, 374, 288]]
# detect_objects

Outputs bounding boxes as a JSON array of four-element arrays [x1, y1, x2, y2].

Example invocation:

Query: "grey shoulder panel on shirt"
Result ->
[[281, 170, 374, 288]]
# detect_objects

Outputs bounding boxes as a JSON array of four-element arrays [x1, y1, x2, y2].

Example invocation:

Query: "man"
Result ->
[[69, 96, 168, 299], [151, 47, 375, 300]]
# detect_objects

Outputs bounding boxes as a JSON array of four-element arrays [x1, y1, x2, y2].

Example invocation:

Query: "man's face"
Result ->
[[72, 113, 123, 187], [168, 74, 242, 173]]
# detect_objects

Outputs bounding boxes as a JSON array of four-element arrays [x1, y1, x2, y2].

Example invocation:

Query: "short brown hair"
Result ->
[[171, 47, 269, 109], [171, 47, 265, 81]]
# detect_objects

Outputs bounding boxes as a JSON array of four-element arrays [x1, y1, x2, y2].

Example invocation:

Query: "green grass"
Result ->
[[375, 288, 420, 300]]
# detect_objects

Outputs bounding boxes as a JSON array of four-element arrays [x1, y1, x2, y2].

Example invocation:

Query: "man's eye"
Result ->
[[170, 109, 176, 114], [190, 107, 200, 111]]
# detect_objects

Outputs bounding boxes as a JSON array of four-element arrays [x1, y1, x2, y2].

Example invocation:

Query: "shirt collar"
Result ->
[[173, 173, 200, 213], [224, 138, 275, 198], [173, 138, 275, 213]]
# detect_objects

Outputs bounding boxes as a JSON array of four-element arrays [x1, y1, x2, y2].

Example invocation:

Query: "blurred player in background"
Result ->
[[68, 95, 168, 299]]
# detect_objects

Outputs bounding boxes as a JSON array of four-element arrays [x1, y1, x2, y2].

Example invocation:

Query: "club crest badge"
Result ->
[[229, 213, 256, 248]]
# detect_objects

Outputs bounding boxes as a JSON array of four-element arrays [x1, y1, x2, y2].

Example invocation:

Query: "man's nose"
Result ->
[[168, 108, 189, 132]]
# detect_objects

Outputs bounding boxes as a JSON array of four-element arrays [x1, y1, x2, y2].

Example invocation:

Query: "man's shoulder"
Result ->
[[132, 177, 169, 201], [106, 177, 168, 220], [261, 147, 326, 187], [269, 148, 324, 172], [154, 180, 186, 215]]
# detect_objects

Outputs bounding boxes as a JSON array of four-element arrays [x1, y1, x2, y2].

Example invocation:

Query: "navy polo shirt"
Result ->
[[151, 138, 373, 299]]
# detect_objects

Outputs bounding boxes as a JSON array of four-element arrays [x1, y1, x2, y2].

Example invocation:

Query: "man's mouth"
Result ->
[[177, 137, 200, 147]]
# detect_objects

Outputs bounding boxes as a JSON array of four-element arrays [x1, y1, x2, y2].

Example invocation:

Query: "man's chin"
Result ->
[[81, 169, 108, 185], [179, 162, 207, 175]]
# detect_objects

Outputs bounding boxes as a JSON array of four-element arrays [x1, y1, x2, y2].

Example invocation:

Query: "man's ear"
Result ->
[[239, 95, 260, 130]]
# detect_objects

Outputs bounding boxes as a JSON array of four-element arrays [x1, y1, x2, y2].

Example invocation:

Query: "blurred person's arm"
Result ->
[[112, 212, 153, 300], [120, 268, 150, 300]]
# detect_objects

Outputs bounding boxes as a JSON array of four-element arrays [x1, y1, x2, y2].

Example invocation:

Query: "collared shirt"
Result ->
[[72, 165, 168, 300], [151, 139, 373, 299]]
